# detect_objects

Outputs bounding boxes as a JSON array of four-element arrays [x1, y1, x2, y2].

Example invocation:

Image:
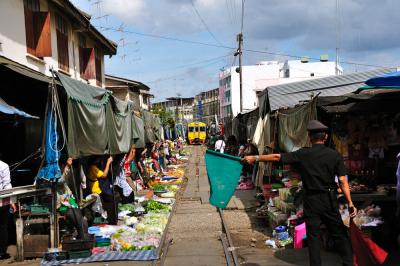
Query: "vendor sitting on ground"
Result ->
[[57, 157, 88, 239]]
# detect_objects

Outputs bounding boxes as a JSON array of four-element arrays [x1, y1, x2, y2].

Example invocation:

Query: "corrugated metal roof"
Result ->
[[262, 68, 395, 111]]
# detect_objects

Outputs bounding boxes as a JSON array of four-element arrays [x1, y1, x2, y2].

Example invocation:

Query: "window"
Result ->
[[24, 0, 39, 11], [200, 127, 206, 132], [194, 127, 199, 132], [56, 14, 69, 72], [24, 0, 52, 57], [79, 34, 95, 80], [189, 127, 194, 132], [95, 49, 102, 86]]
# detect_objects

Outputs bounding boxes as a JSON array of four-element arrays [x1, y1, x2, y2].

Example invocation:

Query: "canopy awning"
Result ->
[[0, 55, 55, 84], [365, 71, 400, 87], [56, 72, 135, 158], [0, 96, 39, 119]]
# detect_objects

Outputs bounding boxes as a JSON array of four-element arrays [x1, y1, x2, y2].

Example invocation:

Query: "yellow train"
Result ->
[[187, 121, 207, 144]]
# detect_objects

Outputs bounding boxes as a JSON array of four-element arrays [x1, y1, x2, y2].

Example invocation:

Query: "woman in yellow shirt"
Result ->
[[87, 156, 113, 195], [87, 156, 117, 224]]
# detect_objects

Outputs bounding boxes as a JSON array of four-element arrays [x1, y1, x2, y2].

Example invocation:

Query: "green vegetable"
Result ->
[[152, 183, 165, 191], [141, 245, 155, 250], [145, 200, 169, 212], [119, 204, 135, 212]]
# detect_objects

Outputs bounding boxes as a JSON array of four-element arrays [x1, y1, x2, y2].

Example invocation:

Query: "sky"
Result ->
[[70, 0, 400, 102]]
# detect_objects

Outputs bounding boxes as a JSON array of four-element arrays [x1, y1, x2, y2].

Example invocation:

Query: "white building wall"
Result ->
[[220, 60, 342, 119], [220, 61, 282, 118], [285, 60, 342, 78], [0, 0, 51, 75], [0, 0, 105, 87]]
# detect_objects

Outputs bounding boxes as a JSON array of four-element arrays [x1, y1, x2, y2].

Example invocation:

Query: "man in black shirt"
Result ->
[[244, 120, 357, 266]]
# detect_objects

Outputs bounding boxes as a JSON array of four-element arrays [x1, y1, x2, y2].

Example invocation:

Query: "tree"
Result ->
[[151, 106, 175, 128]]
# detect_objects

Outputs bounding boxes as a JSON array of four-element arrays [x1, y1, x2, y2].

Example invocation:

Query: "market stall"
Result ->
[[256, 90, 400, 250], [40, 151, 189, 265]]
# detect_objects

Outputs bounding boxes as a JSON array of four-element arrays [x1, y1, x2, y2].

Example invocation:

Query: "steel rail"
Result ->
[[218, 208, 240, 266], [220, 232, 233, 266]]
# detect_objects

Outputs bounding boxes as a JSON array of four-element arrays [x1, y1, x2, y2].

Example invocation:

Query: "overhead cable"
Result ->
[[95, 25, 393, 69], [190, 0, 224, 46]]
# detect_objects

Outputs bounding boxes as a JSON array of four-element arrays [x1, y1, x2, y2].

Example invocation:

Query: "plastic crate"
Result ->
[[44, 251, 68, 261], [95, 237, 111, 247], [30, 204, 50, 214], [62, 238, 94, 251], [68, 249, 91, 259]]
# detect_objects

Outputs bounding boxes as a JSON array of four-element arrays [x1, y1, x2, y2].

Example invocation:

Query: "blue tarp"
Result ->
[[365, 71, 400, 87], [36, 109, 61, 181], [40, 250, 158, 265], [0, 96, 39, 119]]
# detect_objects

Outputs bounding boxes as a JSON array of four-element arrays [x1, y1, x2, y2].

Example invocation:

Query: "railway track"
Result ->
[[158, 145, 240, 266]]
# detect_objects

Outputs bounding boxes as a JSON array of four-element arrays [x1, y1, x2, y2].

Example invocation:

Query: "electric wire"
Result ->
[[190, 0, 224, 46], [146, 56, 230, 84], [149, 53, 234, 74], [240, 0, 245, 34], [95, 25, 390, 69], [9, 149, 41, 172]]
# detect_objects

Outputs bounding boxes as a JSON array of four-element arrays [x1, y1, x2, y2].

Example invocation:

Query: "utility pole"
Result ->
[[235, 0, 245, 113], [237, 33, 243, 113]]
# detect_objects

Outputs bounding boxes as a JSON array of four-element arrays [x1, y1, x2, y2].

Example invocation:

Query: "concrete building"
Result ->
[[105, 75, 153, 111], [0, 0, 117, 186], [219, 58, 342, 120], [0, 0, 117, 87], [152, 97, 194, 123], [193, 88, 219, 125]]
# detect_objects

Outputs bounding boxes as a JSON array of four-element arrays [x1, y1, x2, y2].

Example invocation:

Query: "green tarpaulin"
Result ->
[[67, 100, 109, 157], [205, 150, 243, 209], [142, 110, 157, 144], [106, 97, 133, 154], [57, 72, 136, 158], [278, 98, 317, 152], [132, 114, 145, 149], [153, 116, 162, 141]]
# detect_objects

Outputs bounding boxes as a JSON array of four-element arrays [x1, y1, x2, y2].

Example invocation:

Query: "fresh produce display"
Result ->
[[80, 153, 188, 258], [144, 200, 170, 212], [119, 203, 136, 212], [151, 183, 166, 191], [111, 227, 162, 251], [167, 185, 179, 192], [161, 192, 175, 198]]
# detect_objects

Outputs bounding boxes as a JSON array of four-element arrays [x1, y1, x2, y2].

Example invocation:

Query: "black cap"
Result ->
[[307, 120, 328, 132]]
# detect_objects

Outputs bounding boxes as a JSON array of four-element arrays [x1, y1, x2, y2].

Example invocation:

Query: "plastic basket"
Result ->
[[62, 238, 94, 251], [30, 204, 50, 214], [68, 249, 91, 259]]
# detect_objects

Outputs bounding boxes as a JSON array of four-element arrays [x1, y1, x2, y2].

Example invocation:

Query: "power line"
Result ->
[[146, 56, 229, 84], [240, 0, 245, 34], [150, 53, 233, 74], [190, 0, 223, 46], [94, 25, 393, 69]]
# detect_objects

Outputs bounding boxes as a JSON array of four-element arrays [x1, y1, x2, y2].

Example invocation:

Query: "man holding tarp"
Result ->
[[245, 120, 357, 266]]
